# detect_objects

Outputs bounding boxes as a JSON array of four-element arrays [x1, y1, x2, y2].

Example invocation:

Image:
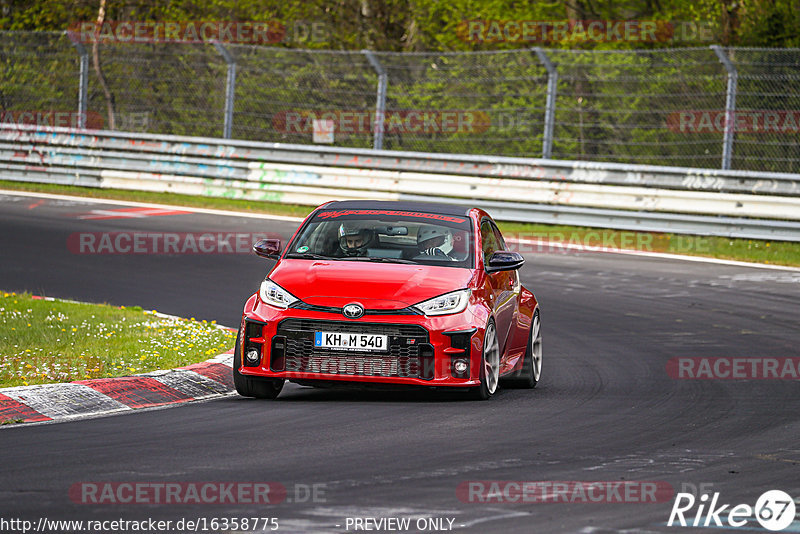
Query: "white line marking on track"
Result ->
[[508, 237, 800, 272], [0, 189, 304, 222], [457, 510, 530, 528], [75, 207, 190, 219]]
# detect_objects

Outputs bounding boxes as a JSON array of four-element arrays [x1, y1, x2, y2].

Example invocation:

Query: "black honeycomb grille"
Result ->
[[277, 319, 429, 379]]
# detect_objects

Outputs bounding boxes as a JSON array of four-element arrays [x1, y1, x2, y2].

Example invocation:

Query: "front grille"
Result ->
[[277, 319, 430, 379]]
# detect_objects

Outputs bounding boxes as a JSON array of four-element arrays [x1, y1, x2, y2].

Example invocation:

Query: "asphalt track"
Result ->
[[1, 191, 799, 533]]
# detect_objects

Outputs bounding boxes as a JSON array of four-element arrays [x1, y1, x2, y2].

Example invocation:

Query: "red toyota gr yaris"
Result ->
[[235, 200, 541, 400]]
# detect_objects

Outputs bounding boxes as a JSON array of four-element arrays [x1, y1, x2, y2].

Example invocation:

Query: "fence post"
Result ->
[[363, 50, 388, 151], [711, 45, 737, 170], [533, 47, 557, 159], [213, 42, 236, 139], [66, 33, 89, 129]]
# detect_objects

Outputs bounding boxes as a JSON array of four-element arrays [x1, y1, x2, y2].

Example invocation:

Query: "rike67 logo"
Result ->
[[668, 490, 796, 531]]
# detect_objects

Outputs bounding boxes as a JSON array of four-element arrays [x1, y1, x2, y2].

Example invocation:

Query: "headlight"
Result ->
[[259, 279, 299, 309], [413, 289, 470, 316]]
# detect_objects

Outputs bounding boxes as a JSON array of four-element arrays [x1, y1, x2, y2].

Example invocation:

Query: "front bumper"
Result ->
[[238, 294, 484, 387]]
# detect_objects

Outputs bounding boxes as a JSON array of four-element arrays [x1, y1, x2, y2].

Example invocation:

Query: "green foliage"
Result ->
[[2, 0, 799, 49], [737, 0, 800, 47]]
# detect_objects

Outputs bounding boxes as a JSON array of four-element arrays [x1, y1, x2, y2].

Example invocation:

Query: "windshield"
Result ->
[[285, 208, 474, 268]]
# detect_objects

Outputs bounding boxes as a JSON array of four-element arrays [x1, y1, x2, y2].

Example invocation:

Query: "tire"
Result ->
[[233, 331, 284, 399], [470, 319, 500, 400], [503, 310, 542, 389]]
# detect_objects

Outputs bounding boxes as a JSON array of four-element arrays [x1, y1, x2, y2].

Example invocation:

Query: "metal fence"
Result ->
[[1, 31, 799, 173]]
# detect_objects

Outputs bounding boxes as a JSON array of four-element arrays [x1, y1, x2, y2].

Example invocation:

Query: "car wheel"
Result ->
[[233, 331, 284, 399], [470, 320, 500, 400], [503, 310, 541, 389]]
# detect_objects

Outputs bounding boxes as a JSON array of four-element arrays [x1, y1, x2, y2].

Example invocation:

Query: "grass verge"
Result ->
[[2, 179, 799, 267], [0, 291, 236, 388]]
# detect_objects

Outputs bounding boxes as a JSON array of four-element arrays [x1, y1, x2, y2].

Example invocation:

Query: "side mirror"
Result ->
[[485, 251, 524, 273], [253, 239, 282, 259]]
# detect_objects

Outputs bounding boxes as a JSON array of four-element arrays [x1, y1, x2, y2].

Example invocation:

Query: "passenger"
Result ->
[[416, 225, 456, 259]]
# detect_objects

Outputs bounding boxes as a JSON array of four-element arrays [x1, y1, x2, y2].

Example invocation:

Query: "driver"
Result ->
[[416, 225, 456, 259], [338, 222, 374, 256]]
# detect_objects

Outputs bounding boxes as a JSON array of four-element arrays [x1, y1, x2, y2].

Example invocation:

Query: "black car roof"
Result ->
[[321, 200, 473, 217]]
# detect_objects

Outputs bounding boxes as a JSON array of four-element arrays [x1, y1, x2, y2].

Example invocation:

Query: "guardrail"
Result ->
[[2, 123, 800, 241]]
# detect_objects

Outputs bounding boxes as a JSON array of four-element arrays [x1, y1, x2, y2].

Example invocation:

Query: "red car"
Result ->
[[234, 200, 541, 400]]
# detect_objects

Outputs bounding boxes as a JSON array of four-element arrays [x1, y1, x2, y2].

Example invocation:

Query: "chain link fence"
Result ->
[[1, 31, 798, 173]]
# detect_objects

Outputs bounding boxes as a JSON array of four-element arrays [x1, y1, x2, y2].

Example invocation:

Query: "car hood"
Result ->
[[270, 259, 475, 309]]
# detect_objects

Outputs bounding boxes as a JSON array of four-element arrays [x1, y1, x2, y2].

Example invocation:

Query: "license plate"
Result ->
[[314, 331, 388, 352]]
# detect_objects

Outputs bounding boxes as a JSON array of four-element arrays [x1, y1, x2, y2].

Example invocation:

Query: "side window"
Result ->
[[480, 220, 498, 261], [490, 222, 507, 251]]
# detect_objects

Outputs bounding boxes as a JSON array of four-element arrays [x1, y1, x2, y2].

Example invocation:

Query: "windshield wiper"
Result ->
[[284, 252, 339, 260], [344, 256, 417, 264]]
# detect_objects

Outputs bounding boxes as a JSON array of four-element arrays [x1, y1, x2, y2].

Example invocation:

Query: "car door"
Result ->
[[480, 219, 515, 356]]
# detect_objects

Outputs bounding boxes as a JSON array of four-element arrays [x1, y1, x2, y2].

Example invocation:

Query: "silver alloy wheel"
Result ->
[[483, 322, 500, 394], [531, 313, 542, 382]]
